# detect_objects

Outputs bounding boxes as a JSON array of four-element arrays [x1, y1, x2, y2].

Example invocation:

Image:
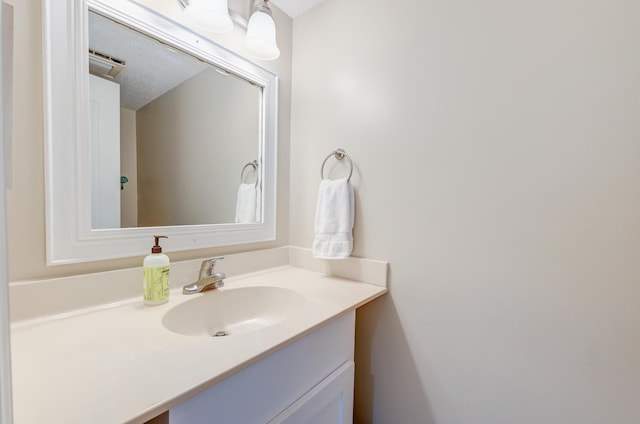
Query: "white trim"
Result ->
[[43, 0, 278, 264], [0, 1, 13, 421]]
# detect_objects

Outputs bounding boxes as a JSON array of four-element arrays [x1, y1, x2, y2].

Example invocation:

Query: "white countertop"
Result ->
[[10, 265, 386, 424]]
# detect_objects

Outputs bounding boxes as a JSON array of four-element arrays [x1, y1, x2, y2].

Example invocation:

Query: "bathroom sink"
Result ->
[[162, 286, 305, 337]]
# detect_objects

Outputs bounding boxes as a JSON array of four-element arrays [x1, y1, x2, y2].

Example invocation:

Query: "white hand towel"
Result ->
[[312, 178, 355, 259], [235, 183, 257, 223]]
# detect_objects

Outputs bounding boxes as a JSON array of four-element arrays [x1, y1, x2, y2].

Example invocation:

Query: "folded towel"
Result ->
[[235, 183, 257, 223], [312, 178, 355, 259]]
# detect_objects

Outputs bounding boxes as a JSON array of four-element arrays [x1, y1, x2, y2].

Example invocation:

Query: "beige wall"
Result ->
[[9, 0, 640, 420], [6, 0, 291, 280], [290, 0, 640, 422], [136, 69, 259, 226], [120, 108, 138, 228]]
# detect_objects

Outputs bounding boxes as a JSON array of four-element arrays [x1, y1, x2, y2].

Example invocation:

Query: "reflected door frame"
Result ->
[[89, 74, 121, 229]]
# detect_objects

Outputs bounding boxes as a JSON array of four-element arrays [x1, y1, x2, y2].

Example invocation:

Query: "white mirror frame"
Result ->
[[43, 0, 278, 265]]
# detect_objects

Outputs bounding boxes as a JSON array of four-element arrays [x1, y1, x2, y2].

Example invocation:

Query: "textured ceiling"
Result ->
[[270, 0, 325, 18]]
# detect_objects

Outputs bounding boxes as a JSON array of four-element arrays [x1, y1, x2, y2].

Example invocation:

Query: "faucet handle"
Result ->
[[199, 256, 225, 278]]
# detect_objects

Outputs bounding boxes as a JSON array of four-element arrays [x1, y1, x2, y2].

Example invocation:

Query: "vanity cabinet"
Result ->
[[11, 257, 387, 423], [168, 311, 356, 423]]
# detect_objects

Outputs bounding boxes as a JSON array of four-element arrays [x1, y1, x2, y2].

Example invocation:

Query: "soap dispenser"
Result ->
[[143, 235, 170, 306]]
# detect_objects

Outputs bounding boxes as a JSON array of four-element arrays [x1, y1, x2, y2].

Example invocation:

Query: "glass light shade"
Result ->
[[184, 0, 233, 33], [244, 11, 280, 60]]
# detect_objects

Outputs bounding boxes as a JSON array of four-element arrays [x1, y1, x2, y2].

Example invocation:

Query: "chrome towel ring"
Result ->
[[320, 148, 353, 182], [240, 160, 259, 187]]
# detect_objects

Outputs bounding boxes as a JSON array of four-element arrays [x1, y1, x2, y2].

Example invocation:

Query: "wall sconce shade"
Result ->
[[178, 0, 281, 61], [244, 6, 280, 61], [183, 0, 233, 33]]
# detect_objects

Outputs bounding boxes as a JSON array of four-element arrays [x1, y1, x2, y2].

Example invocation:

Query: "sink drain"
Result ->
[[212, 330, 229, 337]]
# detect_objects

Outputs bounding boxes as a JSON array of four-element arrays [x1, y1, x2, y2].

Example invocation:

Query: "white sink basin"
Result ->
[[162, 286, 305, 337]]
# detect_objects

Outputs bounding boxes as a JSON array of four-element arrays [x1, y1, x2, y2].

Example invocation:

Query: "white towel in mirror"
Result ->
[[235, 183, 257, 223]]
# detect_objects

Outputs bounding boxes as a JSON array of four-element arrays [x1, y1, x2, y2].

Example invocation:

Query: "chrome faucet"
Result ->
[[182, 256, 226, 294]]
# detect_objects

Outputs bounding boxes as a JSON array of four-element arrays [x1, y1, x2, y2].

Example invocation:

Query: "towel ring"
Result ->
[[320, 149, 353, 182], [240, 160, 259, 187]]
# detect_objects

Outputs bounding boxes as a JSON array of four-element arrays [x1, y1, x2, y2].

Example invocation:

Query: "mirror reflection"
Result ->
[[88, 11, 261, 229]]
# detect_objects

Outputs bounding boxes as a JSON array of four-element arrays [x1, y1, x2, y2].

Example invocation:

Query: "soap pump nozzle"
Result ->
[[152, 235, 168, 253]]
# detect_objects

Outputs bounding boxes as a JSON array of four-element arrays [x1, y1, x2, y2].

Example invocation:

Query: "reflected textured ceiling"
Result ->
[[88, 12, 207, 110]]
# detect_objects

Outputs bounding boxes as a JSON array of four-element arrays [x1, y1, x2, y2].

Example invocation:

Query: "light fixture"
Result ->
[[179, 0, 233, 33], [177, 0, 280, 61], [243, 0, 280, 60]]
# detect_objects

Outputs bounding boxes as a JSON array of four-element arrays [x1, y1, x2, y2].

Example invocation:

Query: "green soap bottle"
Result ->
[[143, 235, 170, 306]]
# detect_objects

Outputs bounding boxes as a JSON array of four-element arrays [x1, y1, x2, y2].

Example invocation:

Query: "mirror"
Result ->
[[88, 11, 262, 229], [43, 0, 278, 264]]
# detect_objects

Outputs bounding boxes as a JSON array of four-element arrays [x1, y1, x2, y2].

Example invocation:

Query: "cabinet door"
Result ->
[[269, 361, 354, 424]]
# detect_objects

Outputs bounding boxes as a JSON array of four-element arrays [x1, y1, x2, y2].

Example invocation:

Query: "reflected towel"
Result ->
[[312, 178, 354, 259], [235, 183, 257, 223]]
